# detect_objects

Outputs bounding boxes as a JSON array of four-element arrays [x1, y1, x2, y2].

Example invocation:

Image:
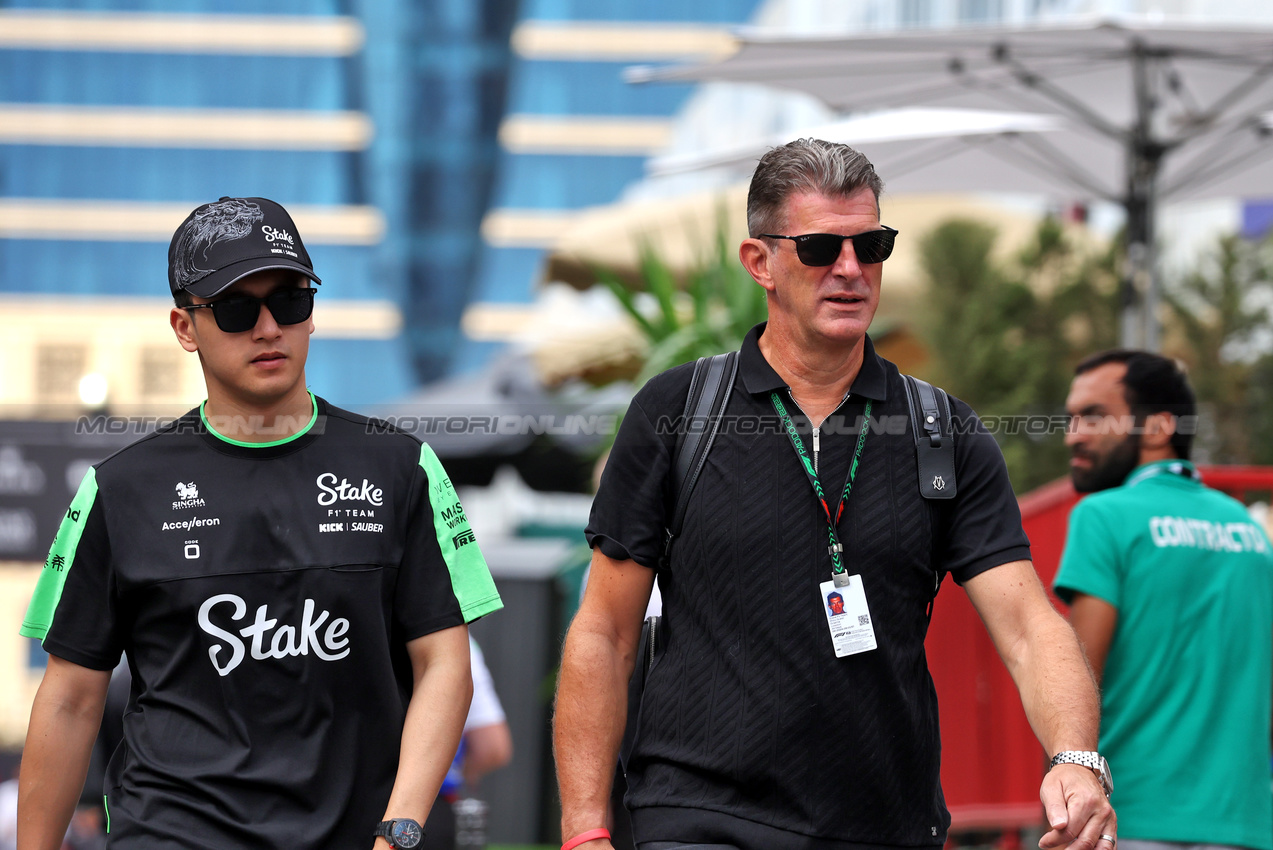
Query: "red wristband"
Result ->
[[562, 827, 611, 850]]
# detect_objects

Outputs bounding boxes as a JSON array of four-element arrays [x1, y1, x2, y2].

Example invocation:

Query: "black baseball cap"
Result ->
[[168, 196, 321, 298]]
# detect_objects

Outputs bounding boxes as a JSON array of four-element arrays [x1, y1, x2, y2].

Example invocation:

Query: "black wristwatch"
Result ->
[[373, 818, 424, 849]]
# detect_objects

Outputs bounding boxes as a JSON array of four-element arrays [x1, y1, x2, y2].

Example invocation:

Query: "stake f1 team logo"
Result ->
[[316, 472, 383, 508], [173, 481, 206, 510], [261, 224, 293, 245]]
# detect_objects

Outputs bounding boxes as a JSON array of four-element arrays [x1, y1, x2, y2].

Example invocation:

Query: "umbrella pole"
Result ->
[[1143, 185, 1160, 353], [1120, 43, 1164, 352], [1121, 175, 1160, 352]]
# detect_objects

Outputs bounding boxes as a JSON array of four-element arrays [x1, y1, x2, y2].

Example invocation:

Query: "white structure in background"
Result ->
[[616, 0, 1268, 323], [458, 467, 594, 579]]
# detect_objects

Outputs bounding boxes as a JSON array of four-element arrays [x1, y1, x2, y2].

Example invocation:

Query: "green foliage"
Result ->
[[917, 213, 1273, 484], [1247, 355, 1273, 466], [594, 217, 767, 384], [1164, 233, 1273, 464], [916, 216, 1120, 493]]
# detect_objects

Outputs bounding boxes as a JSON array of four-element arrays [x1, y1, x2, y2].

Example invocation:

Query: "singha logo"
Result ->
[[173, 481, 206, 510]]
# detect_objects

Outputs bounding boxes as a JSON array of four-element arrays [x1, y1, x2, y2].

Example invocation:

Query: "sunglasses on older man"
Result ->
[[184, 287, 316, 333], [762, 225, 898, 266]]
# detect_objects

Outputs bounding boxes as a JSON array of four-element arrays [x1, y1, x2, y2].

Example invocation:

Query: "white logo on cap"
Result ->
[[261, 225, 294, 246]]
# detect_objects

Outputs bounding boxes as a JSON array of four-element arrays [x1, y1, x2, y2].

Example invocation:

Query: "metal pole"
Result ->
[[1142, 171, 1160, 352], [1120, 40, 1164, 352], [1121, 195, 1148, 350], [1122, 157, 1162, 351]]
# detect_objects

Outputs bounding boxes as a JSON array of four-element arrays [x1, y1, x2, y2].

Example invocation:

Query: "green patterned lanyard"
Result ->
[[770, 392, 872, 586]]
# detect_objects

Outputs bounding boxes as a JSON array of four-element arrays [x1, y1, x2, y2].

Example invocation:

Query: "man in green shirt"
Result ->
[[1055, 349, 1273, 850]]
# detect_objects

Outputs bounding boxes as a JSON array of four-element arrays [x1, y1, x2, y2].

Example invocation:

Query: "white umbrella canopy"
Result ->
[[631, 16, 1273, 348], [648, 107, 1107, 196]]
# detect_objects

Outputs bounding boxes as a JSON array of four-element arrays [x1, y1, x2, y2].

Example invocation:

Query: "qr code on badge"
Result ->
[[858, 614, 870, 626]]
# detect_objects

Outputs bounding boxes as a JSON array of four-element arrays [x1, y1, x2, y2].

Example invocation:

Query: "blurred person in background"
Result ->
[[1055, 350, 1273, 850], [1, 762, 17, 850], [422, 638, 512, 850], [17, 197, 501, 850]]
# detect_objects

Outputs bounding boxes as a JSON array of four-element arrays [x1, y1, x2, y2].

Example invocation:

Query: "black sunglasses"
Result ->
[[185, 287, 316, 334], [761, 225, 898, 266]]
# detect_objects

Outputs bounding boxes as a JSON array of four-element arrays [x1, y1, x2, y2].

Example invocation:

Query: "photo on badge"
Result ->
[[819, 578, 878, 658]]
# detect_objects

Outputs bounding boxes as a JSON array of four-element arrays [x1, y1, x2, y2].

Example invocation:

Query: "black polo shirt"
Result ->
[[586, 323, 1031, 848]]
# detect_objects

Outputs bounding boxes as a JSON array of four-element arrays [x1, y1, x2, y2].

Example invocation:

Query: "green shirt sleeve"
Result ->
[[1054, 496, 1123, 607], [21, 467, 99, 640], [418, 443, 503, 622]]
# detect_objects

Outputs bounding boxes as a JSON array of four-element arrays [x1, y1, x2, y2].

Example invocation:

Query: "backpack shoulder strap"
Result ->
[[903, 374, 958, 500], [660, 350, 739, 566]]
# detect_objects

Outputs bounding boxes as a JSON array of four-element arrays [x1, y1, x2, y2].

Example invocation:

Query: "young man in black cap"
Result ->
[[17, 197, 502, 850]]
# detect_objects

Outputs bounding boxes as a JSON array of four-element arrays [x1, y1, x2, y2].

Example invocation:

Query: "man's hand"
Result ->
[[1039, 763, 1116, 850]]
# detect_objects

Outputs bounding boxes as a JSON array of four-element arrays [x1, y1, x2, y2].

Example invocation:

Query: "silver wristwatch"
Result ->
[[1049, 750, 1113, 797]]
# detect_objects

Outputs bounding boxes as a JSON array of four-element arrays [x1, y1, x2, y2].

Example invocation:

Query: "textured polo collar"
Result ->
[[739, 322, 889, 401]]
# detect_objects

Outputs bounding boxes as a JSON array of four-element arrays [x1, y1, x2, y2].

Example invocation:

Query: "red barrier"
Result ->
[[927, 466, 1273, 833]]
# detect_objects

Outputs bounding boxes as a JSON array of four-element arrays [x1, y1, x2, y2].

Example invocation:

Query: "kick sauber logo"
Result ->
[[173, 481, 206, 510]]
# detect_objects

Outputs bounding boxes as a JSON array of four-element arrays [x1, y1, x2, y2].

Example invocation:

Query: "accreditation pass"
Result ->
[[819, 577, 877, 657]]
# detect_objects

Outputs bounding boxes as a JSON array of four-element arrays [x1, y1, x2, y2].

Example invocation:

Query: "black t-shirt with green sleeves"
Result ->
[[22, 395, 502, 850], [586, 324, 1030, 848]]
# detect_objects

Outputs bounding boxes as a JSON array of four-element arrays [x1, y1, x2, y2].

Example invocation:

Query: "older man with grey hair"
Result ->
[[553, 139, 1114, 850]]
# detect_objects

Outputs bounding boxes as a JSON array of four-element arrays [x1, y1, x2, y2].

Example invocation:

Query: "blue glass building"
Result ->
[[459, 0, 763, 373], [0, 0, 519, 410]]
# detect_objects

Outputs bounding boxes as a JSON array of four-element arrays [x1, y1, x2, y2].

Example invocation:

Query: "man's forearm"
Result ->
[[18, 660, 109, 850], [461, 722, 512, 788], [382, 632, 473, 828], [967, 562, 1101, 755], [554, 615, 637, 838], [1005, 604, 1101, 754]]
